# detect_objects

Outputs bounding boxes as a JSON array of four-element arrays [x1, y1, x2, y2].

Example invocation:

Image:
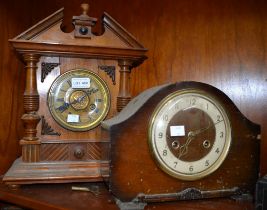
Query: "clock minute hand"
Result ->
[[191, 120, 224, 136], [179, 123, 210, 158], [190, 123, 212, 137], [178, 120, 224, 158], [71, 94, 87, 104]]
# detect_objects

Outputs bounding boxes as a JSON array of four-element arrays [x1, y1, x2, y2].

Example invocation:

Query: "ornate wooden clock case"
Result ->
[[102, 81, 260, 208], [3, 4, 147, 185]]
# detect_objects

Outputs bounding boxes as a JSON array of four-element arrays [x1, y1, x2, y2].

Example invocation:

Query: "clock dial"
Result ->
[[148, 89, 231, 181], [47, 69, 110, 131]]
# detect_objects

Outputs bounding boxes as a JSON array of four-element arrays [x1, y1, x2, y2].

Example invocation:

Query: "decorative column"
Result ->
[[20, 54, 41, 162], [117, 60, 133, 112]]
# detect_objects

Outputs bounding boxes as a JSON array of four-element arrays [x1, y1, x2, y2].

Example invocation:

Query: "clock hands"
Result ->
[[56, 102, 70, 113], [178, 120, 223, 158], [188, 123, 212, 137], [178, 135, 195, 158], [56, 93, 88, 113], [73, 93, 87, 104]]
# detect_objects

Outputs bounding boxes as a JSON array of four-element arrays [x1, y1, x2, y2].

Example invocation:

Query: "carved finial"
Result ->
[[81, 3, 89, 15], [73, 3, 97, 38]]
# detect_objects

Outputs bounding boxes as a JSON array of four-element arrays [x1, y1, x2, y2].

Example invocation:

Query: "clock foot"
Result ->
[[231, 193, 253, 202], [115, 198, 147, 210]]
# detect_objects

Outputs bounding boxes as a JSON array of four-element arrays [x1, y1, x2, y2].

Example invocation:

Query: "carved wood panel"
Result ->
[[40, 142, 102, 161]]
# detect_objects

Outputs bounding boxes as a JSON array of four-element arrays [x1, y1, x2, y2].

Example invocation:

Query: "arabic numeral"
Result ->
[[163, 150, 167, 156], [217, 115, 221, 122], [163, 115, 168, 121], [215, 148, 220, 154], [189, 165, 194, 172], [174, 162, 178, 168], [220, 131, 224, 138], [205, 160, 210, 166], [158, 132, 163, 139], [190, 98, 196, 106]]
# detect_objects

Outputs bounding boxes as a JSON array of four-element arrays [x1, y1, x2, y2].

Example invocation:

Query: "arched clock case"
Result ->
[[102, 81, 260, 204], [3, 4, 147, 185]]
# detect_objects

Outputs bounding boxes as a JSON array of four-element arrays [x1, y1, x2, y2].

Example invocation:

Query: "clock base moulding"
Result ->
[[3, 158, 109, 185]]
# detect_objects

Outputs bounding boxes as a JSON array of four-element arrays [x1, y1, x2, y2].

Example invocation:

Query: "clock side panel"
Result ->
[[36, 56, 119, 161], [109, 84, 260, 202]]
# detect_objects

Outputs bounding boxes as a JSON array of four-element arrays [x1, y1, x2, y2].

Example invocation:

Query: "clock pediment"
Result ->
[[9, 7, 147, 60]]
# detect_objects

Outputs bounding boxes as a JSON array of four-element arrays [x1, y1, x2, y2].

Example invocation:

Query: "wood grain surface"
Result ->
[[0, 0, 267, 178], [0, 178, 254, 210]]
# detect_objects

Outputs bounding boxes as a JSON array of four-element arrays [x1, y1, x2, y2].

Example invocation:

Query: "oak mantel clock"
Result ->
[[3, 4, 147, 185], [102, 81, 260, 208]]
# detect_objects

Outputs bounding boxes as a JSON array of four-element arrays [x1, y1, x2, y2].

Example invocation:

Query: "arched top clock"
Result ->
[[102, 81, 260, 204], [4, 4, 147, 185]]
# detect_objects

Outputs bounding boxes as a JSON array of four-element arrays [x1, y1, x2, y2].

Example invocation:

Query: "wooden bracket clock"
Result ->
[[3, 4, 147, 185], [102, 81, 260, 208]]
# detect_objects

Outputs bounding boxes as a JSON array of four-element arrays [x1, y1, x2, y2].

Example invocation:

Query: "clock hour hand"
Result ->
[[56, 93, 88, 113], [75, 94, 87, 103], [178, 122, 212, 158], [56, 102, 70, 113], [178, 135, 194, 158]]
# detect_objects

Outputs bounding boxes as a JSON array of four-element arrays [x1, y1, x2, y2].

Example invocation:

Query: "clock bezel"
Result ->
[[47, 68, 111, 132], [148, 88, 232, 181]]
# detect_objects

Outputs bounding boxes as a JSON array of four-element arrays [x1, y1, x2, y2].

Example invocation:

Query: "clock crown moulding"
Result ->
[[9, 3, 147, 62], [3, 4, 147, 185]]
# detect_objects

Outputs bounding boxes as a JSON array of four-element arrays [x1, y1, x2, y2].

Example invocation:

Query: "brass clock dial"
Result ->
[[148, 89, 231, 181], [47, 69, 110, 131]]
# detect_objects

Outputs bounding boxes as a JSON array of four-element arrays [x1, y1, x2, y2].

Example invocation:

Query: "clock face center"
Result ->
[[166, 108, 215, 162], [69, 90, 90, 110]]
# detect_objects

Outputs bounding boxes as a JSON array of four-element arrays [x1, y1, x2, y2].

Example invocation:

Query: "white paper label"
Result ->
[[71, 78, 90, 89], [67, 114, 80, 123], [170, 125, 185, 137]]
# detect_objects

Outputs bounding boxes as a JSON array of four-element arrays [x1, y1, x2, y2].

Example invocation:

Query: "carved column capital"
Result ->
[[118, 59, 133, 69], [23, 54, 40, 63]]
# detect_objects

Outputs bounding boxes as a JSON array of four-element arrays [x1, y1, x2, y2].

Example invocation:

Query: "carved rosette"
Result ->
[[117, 60, 133, 112], [21, 54, 41, 162]]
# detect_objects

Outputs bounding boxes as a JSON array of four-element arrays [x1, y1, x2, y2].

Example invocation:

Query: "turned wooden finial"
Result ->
[[73, 3, 96, 38], [81, 3, 89, 15]]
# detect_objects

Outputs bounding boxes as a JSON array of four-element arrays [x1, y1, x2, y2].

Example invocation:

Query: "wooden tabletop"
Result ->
[[0, 178, 254, 210]]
